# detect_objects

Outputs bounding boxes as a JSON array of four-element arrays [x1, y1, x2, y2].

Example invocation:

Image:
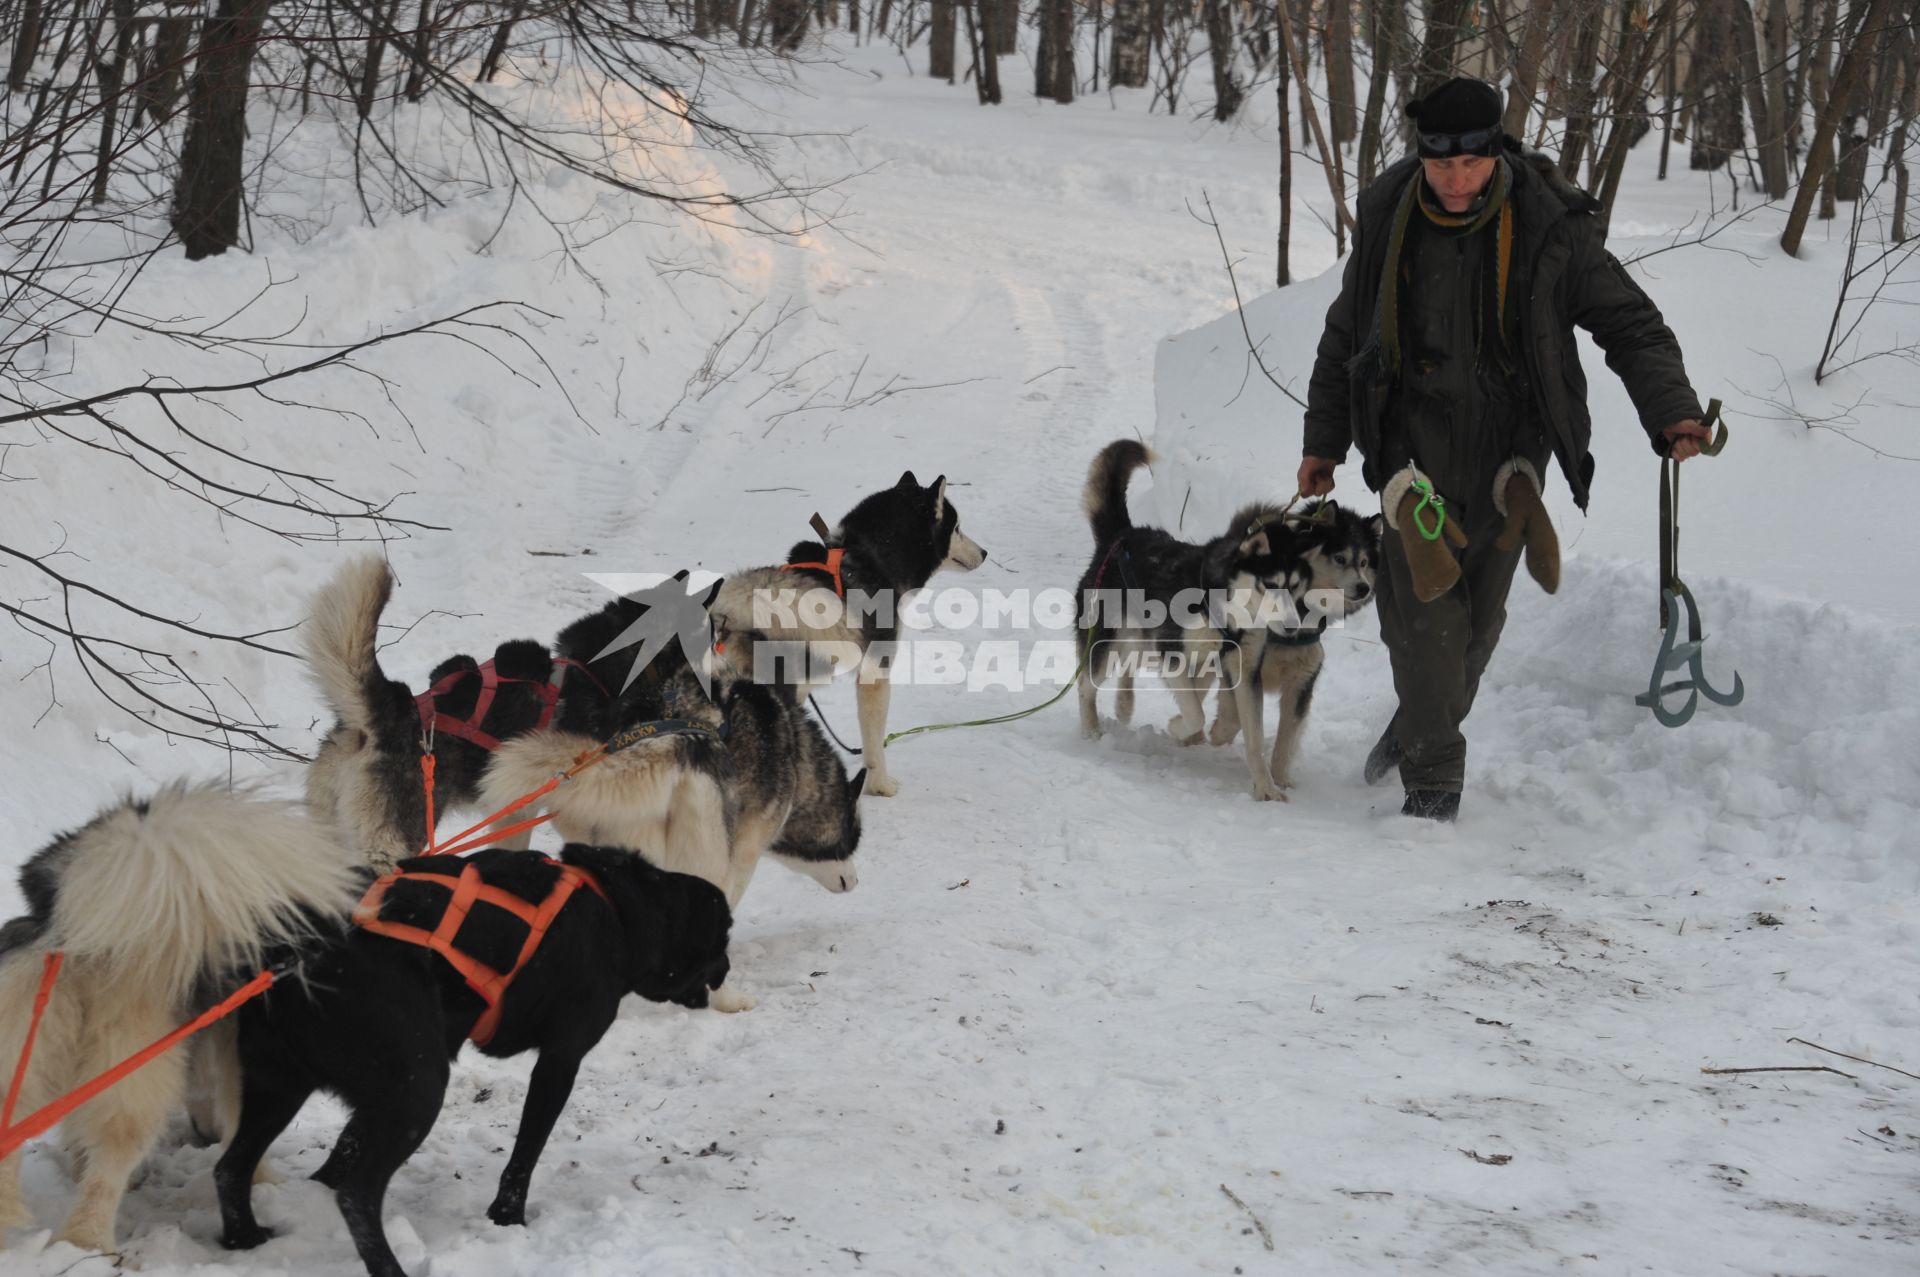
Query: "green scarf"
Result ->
[[1352, 159, 1515, 388]]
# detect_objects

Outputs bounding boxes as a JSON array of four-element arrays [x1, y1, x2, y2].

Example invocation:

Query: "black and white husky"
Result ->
[[303, 561, 864, 1010], [476, 594, 868, 1012], [0, 786, 361, 1257], [1074, 440, 1380, 800], [1205, 499, 1382, 794], [709, 470, 987, 799]]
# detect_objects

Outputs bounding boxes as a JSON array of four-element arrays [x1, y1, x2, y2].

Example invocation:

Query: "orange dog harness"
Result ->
[[782, 546, 846, 599], [353, 859, 609, 1046]]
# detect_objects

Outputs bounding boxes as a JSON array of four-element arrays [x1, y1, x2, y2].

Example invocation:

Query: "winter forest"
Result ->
[[0, 0, 1917, 1273]]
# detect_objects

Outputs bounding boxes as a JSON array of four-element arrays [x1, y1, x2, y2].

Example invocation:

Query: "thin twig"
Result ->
[[1701, 1065, 1858, 1080], [1788, 1038, 1920, 1082], [1218, 1184, 1274, 1251], [1191, 191, 1307, 410]]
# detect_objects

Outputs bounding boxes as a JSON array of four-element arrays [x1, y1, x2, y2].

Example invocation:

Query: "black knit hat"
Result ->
[[1407, 78, 1505, 158]]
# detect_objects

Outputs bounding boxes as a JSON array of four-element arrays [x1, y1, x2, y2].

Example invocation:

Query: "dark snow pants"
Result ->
[[1375, 506, 1525, 795]]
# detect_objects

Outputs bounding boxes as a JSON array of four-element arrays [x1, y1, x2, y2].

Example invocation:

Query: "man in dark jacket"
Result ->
[[1295, 77, 1711, 822]]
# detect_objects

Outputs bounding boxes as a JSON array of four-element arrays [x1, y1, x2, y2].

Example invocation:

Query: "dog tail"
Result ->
[[38, 785, 360, 1008], [304, 555, 397, 738], [1083, 440, 1153, 549]]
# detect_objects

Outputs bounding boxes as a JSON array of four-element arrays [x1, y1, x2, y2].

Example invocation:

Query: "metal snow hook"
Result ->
[[1635, 398, 1744, 728]]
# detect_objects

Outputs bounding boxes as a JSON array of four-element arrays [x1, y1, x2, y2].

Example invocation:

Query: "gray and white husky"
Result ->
[[709, 470, 987, 800], [1074, 440, 1380, 800]]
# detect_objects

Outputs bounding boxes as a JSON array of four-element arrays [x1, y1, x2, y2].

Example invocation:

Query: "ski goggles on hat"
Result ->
[[1416, 125, 1502, 158]]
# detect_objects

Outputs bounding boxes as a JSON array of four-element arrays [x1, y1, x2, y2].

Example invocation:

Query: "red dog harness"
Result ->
[[352, 859, 609, 1045], [414, 657, 606, 751]]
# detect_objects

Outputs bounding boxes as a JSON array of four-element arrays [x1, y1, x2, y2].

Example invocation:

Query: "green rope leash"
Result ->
[[883, 629, 1092, 747], [1409, 474, 1448, 542]]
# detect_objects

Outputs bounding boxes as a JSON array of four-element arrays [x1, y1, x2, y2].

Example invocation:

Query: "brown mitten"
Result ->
[[1493, 458, 1560, 594], [1384, 467, 1469, 603]]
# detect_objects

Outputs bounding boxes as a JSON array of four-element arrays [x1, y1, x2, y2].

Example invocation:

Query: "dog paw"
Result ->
[[220, 1223, 275, 1251], [1208, 720, 1239, 747], [709, 982, 757, 1014], [1250, 781, 1290, 802], [1166, 716, 1203, 745], [863, 772, 899, 798], [1080, 717, 1104, 740], [486, 1198, 527, 1228]]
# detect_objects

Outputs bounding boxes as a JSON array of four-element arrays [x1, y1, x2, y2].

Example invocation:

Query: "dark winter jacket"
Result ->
[[1302, 144, 1702, 510]]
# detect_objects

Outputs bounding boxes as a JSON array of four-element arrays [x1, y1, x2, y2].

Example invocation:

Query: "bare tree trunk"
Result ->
[[1204, 0, 1242, 120], [1357, 0, 1394, 186], [479, 0, 527, 81], [8, 0, 43, 91], [1656, 0, 1675, 179], [1036, 0, 1074, 102], [929, 0, 955, 79], [1892, 76, 1916, 241], [137, 11, 196, 123], [356, 0, 400, 119], [994, 0, 1015, 53], [1809, 0, 1838, 216], [1783, 0, 1895, 255], [171, 0, 272, 260], [1327, 0, 1357, 145], [1411, 0, 1471, 98], [1557, 0, 1606, 180], [1278, 39, 1292, 285], [1687, 0, 1740, 170], [975, 0, 1006, 99], [404, 0, 434, 101], [1500, 0, 1555, 139], [1594, 0, 1660, 227], [1111, 0, 1151, 87], [769, 0, 808, 49], [89, 0, 138, 207], [1278, 0, 1355, 243], [1729, 0, 1788, 196]]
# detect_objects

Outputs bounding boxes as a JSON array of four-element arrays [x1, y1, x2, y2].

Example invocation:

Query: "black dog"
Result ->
[[214, 844, 731, 1277]]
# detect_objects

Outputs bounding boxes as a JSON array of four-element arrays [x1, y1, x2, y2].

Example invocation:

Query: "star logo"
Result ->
[[582, 572, 723, 698]]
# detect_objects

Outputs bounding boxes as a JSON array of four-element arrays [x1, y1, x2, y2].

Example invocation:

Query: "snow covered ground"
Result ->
[[3, 35, 1919, 1277]]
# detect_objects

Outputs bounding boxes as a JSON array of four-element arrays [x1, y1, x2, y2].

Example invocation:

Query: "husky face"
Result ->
[[1290, 502, 1383, 617], [1206, 512, 1308, 633], [930, 476, 988, 572]]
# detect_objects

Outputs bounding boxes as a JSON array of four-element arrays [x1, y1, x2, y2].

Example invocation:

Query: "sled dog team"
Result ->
[[0, 449, 1382, 1275]]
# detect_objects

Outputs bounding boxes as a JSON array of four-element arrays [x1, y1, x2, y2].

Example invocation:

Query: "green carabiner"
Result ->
[[1410, 475, 1447, 542]]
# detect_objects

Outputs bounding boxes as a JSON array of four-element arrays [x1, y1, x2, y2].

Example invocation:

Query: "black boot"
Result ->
[[1364, 722, 1404, 787], [1401, 790, 1460, 822]]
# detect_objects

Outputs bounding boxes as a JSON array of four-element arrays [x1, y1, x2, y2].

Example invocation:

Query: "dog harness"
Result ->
[[414, 657, 608, 751], [782, 547, 846, 599], [352, 858, 609, 1046]]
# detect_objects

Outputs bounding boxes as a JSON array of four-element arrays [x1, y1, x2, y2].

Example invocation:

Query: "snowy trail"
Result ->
[[5, 42, 1919, 1277]]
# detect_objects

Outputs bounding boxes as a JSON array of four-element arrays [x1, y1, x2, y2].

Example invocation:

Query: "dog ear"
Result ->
[[1367, 512, 1385, 545], [1238, 527, 1270, 557], [896, 469, 919, 490], [929, 475, 948, 521], [700, 577, 724, 609], [847, 767, 868, 803]]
